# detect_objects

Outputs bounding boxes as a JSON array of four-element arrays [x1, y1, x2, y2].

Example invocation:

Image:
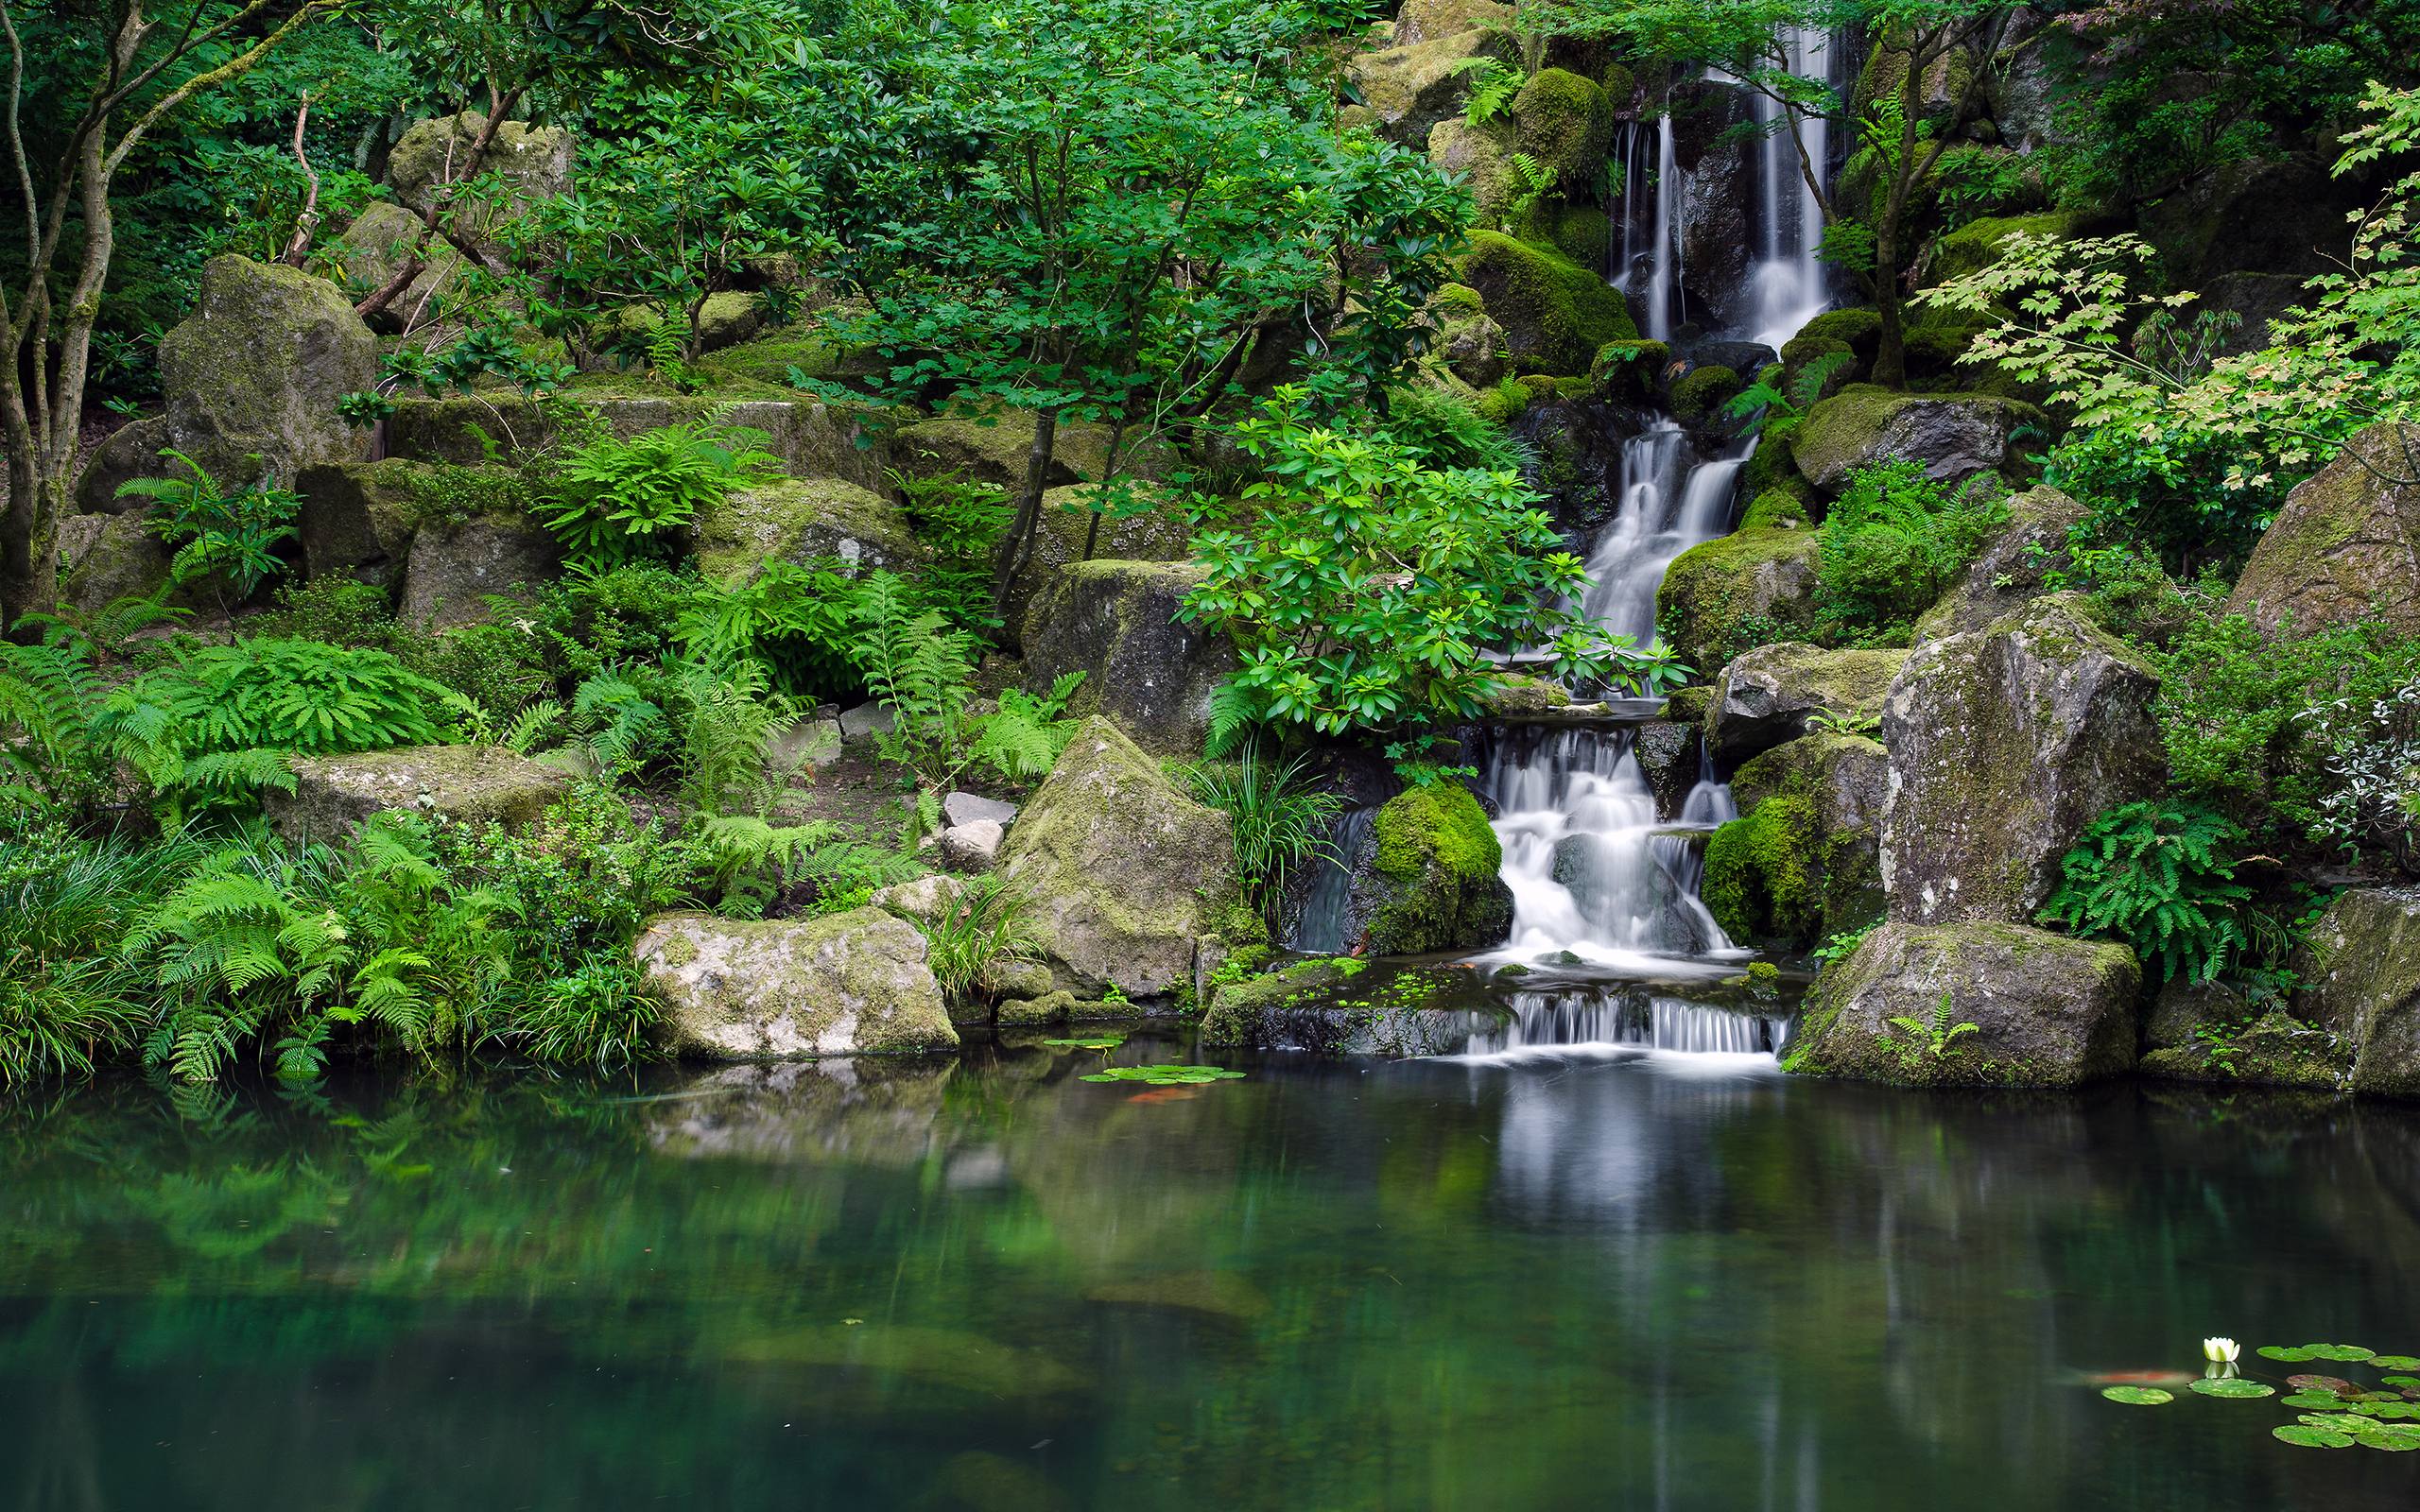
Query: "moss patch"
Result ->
[[1656, 526, 1822, 673], [1361, 784, 1511, 954], [1457, 231, 1637, 374], [1510, 68, 1614, 184]]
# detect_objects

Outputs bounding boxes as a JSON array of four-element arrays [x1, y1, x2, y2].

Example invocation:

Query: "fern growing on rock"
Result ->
[[2043, 799, 2255, 984]]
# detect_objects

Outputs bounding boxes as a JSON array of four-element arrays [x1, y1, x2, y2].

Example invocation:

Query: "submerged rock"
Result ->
[[634, 907, 957, 1058], [1354, 783, 1513, 954], [266, 745, 571, 842], [1705, 643, 1907, 765], [1879, 595, 2163, 926], [1019, 558, 1237, 752], [2225, 422, 2420, 641], [997, 717, 1237, 998], [1703, 733, 1888, 948], [1788, 920, 2139, 1087], [2295, 887, 2420, 1097]]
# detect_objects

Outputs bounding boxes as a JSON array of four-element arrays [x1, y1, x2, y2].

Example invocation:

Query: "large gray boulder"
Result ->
[[1787, 920, 2140, 1087], [387, 112, 574, 241], [691, 477, 923, 582], [996, 716, 1238, 998], [1345, 28, 1520, 148], [2295, 887, 2420, 1097], [633, 908, 957, 1058], [294, 458, 446, 585], [1020, 559, 1238, 752], [1001, 486, 1194, 634], [1705, 643, 1908, 765], [1392, 0, 1514, 45], [1703, 733, 1889, 947], [1912, 484, 2087, 644], [76, 255, 378, 510], [1879, 595, 2163, 925], [336, 199, 460, 332], [265, 745, 571, 842], [1792, 384, 2039, 494], [2226, 422, 2420, 641], [399, 512, 559, 627]]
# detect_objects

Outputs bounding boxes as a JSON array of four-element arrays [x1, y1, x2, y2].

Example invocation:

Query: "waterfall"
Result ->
[[1482, 724, 1738, 972], [1577, 429, 1749, 649], [1646, 114, 1682, 341], [1457, 988, 1786, 1058], [1747, 25, 1838, 352], [1288, 807, 1375, 954]]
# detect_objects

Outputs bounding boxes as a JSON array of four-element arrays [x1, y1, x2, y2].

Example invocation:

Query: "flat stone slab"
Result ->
[[942, 791, 1017, 828]]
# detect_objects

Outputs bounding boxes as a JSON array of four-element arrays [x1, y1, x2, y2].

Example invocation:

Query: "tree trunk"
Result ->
[[989, 408, 1060, 632], [1869, 58, 1925, 391], [1, 465, 64, 627]]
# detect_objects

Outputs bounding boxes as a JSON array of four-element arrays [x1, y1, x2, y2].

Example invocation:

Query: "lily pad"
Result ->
[[2369, 1355, 2420, 1370], [2306, 1344, 2377, 1363], [2356, 1401, 2420, 1419], [2355, 1424, 2420, 1452], [2257, 1346, 2316, 1363], [1044, 1035, 1128, 1050], [2285, 1374, 2358, 1394], [1080, 1065, 1245, 1086], [2100, 1385, 2173, 1405], [2283, 1390, 2347, 1408], [2188, 1378, 2275, 1400], [2274, 1424, 2355, 1449]]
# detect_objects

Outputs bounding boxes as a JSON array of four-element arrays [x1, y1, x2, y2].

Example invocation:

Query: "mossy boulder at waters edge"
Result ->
[[2293, 886, 2420, 1097], [1657, 517, 1821, 674], [633, 908, 957, 1059], [1354, 784, 1513, 954], [996, 716, 1238, 999], [1787, 920, 2139, 1088]]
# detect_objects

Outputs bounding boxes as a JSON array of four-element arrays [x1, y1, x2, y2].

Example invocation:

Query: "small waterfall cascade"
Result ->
[[1615, 116, 1687, 342], [1458, 988, 1786, 1058], [1482, 724, 1739, 972], [1577, 425, 1750, 649], [1287, 807, 1375, 955], [1746, 25, 1840, 352]]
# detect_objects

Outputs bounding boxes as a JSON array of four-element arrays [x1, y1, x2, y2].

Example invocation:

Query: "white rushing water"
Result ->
[[1746, 26, 1838, 352], [1288, 807, 1374, 955]]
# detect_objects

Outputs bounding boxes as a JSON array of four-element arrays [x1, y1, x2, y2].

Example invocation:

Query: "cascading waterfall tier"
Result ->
[[1452, 987, 1788, 1060], [1746, 26, 1840, 352]]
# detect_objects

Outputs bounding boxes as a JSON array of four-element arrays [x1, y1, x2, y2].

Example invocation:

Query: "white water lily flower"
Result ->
[[2204, 1337, 2240, 1364]]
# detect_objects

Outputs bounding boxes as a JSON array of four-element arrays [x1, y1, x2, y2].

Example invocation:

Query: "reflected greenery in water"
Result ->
[[3, 1039, 2420, 1510]]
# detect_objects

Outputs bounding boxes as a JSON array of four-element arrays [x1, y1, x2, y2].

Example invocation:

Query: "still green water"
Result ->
[[2, 1030, 2416, 1510]]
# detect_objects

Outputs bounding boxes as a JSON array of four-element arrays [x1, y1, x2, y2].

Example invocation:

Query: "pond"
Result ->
[[3, 1029, 2417, 1510]]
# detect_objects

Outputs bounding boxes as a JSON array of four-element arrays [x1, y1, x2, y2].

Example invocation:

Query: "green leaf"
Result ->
[[2273, 1424, 2355, 1449], [2187, 1378, 2275, 1399], [2100, 1386, 2173, 1405], [1080, 1065, 1246, 1086], [2306, 1344, 2376, 1362], [2282, 1390, 2347, 1408], [1043, 1035, 1127, 1050], [2256, 1346, 2316, 1362], [2368, 1355, 2420, 1370]]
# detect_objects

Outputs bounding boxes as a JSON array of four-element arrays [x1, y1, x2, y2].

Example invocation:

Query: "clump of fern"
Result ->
[[1720, 349, 1855, 443], [1450, 56, 1522, 127], [1500, 150, 1555, 232], [695, 813, 918, 917], [115, 449, 301, 607], [538, 420, 781, 567], [2043, 799, 2255, 984], [1380, 384, 1534, 474], [0, 825, 193, 1087]]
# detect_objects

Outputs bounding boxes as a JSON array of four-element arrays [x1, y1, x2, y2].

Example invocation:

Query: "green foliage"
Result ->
[[694, 815, 916, 918], [1451, 56, 1523, 128], [890, 467, 1013, 632], [507, 954, 663, 1074], [1378, 385, 1533, 474], [1500, 151, 1557, 233], [849, 573, 1084, 797], [125, 637, 454, 760], [116, 450, 301, 604], [916, 875, 1043, 1008], [1720, 350, 1853, 443], [1878, 993, 1980, 1072], [1184, 742, 1344, 934], [2044, 801, 2254, 985], [0, 825, 197, 1086], [1814, 461, 2004, 641], [676, 559, 871, 698], [538, 421, 781, 568], [0, 613, 178, 815], [1184, 387, 1661, 739]]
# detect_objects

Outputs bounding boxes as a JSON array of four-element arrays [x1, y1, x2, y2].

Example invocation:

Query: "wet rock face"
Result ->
[[996, 716, 1237, 999], [2226, 422, 2420, 642], [1704, 733, 1889, 948], [2137, 976, 2348, 1091], [2295, 887, 2420, 1097], [265, 745, 571, 842], [1879, 595, 2164, 927], [634, 908, 958, 1059], [1019, 559, 1237, 753], [1705, 643, 1908, 766], [1786, 919, 2140, 1088]]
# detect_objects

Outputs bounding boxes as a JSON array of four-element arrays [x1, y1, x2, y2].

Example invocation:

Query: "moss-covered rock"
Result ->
[[387, 112, 574, 242], [2137, 977, 2347, 1090], [1480, 673, 1570, 717], [890, 412, 1172, 493], [1912, 484, 2085, 644], [1392, 0, 1516, 45], [1668, 364, 1741, 426], [1510, 68, 1614, 185], [294, 459, 451, 586], [1528, 199, 1613, 270], [1456, 231, 1638, 375], [1199, 957, 1365, 1046], [692, 476, 925, 582], [1739, 489, 1809, 531], [1589, 338, 1669, 403], [1346, 28, 1521, 148], [999, 485, 1194, 635], [1879, 594, 2164, 926], [997, 717, 1238, 999], [266, 745, 571, 842], [2225, 422, 2420, 641], [1785, 919, 2139, 1088], [1797, 308, 1882, 361], [1925, 212, 2076, 287], [634, 907, 957, 1058], [1656, 525, 1822, 674], [1355, 784, 1512, 954], [1706, 643, 1907, 765], [2294, 886, 2420, 1097], [1778, 334, 1859, 395], [333, 200, 458, 331], [58, 512, 176, 616], [1020, 559, 1238, 752], [1426, 118, 1518, 230], [399, 511, 560, 628], [1703, 734, 1888, 948], [1793, 384, 2039, 493], [380, 393, 893, 491]]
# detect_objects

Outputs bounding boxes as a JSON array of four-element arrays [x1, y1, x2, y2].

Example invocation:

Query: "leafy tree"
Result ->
[[817, 0, 1469, 626], [1183, 387, 1680, 743]]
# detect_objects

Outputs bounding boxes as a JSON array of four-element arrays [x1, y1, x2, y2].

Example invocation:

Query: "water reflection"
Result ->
[[0, 1054, 2415, 1511]]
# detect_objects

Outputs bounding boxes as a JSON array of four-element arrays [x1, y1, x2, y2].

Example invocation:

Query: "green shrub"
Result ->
[[116, 449, 300, 605], [498, 953, 662, 1073], [891, 467, 1012, 633], [676, 558, 871, 699], [537, 421, 781, 566], [2043, 800, 2253, 984], [1815, 461, 2005, 641], [1184, 741, 1343, 934], [1380, 383, 1532, 473], [130, 637, 455, 758], [256, 577, 398, 647]]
